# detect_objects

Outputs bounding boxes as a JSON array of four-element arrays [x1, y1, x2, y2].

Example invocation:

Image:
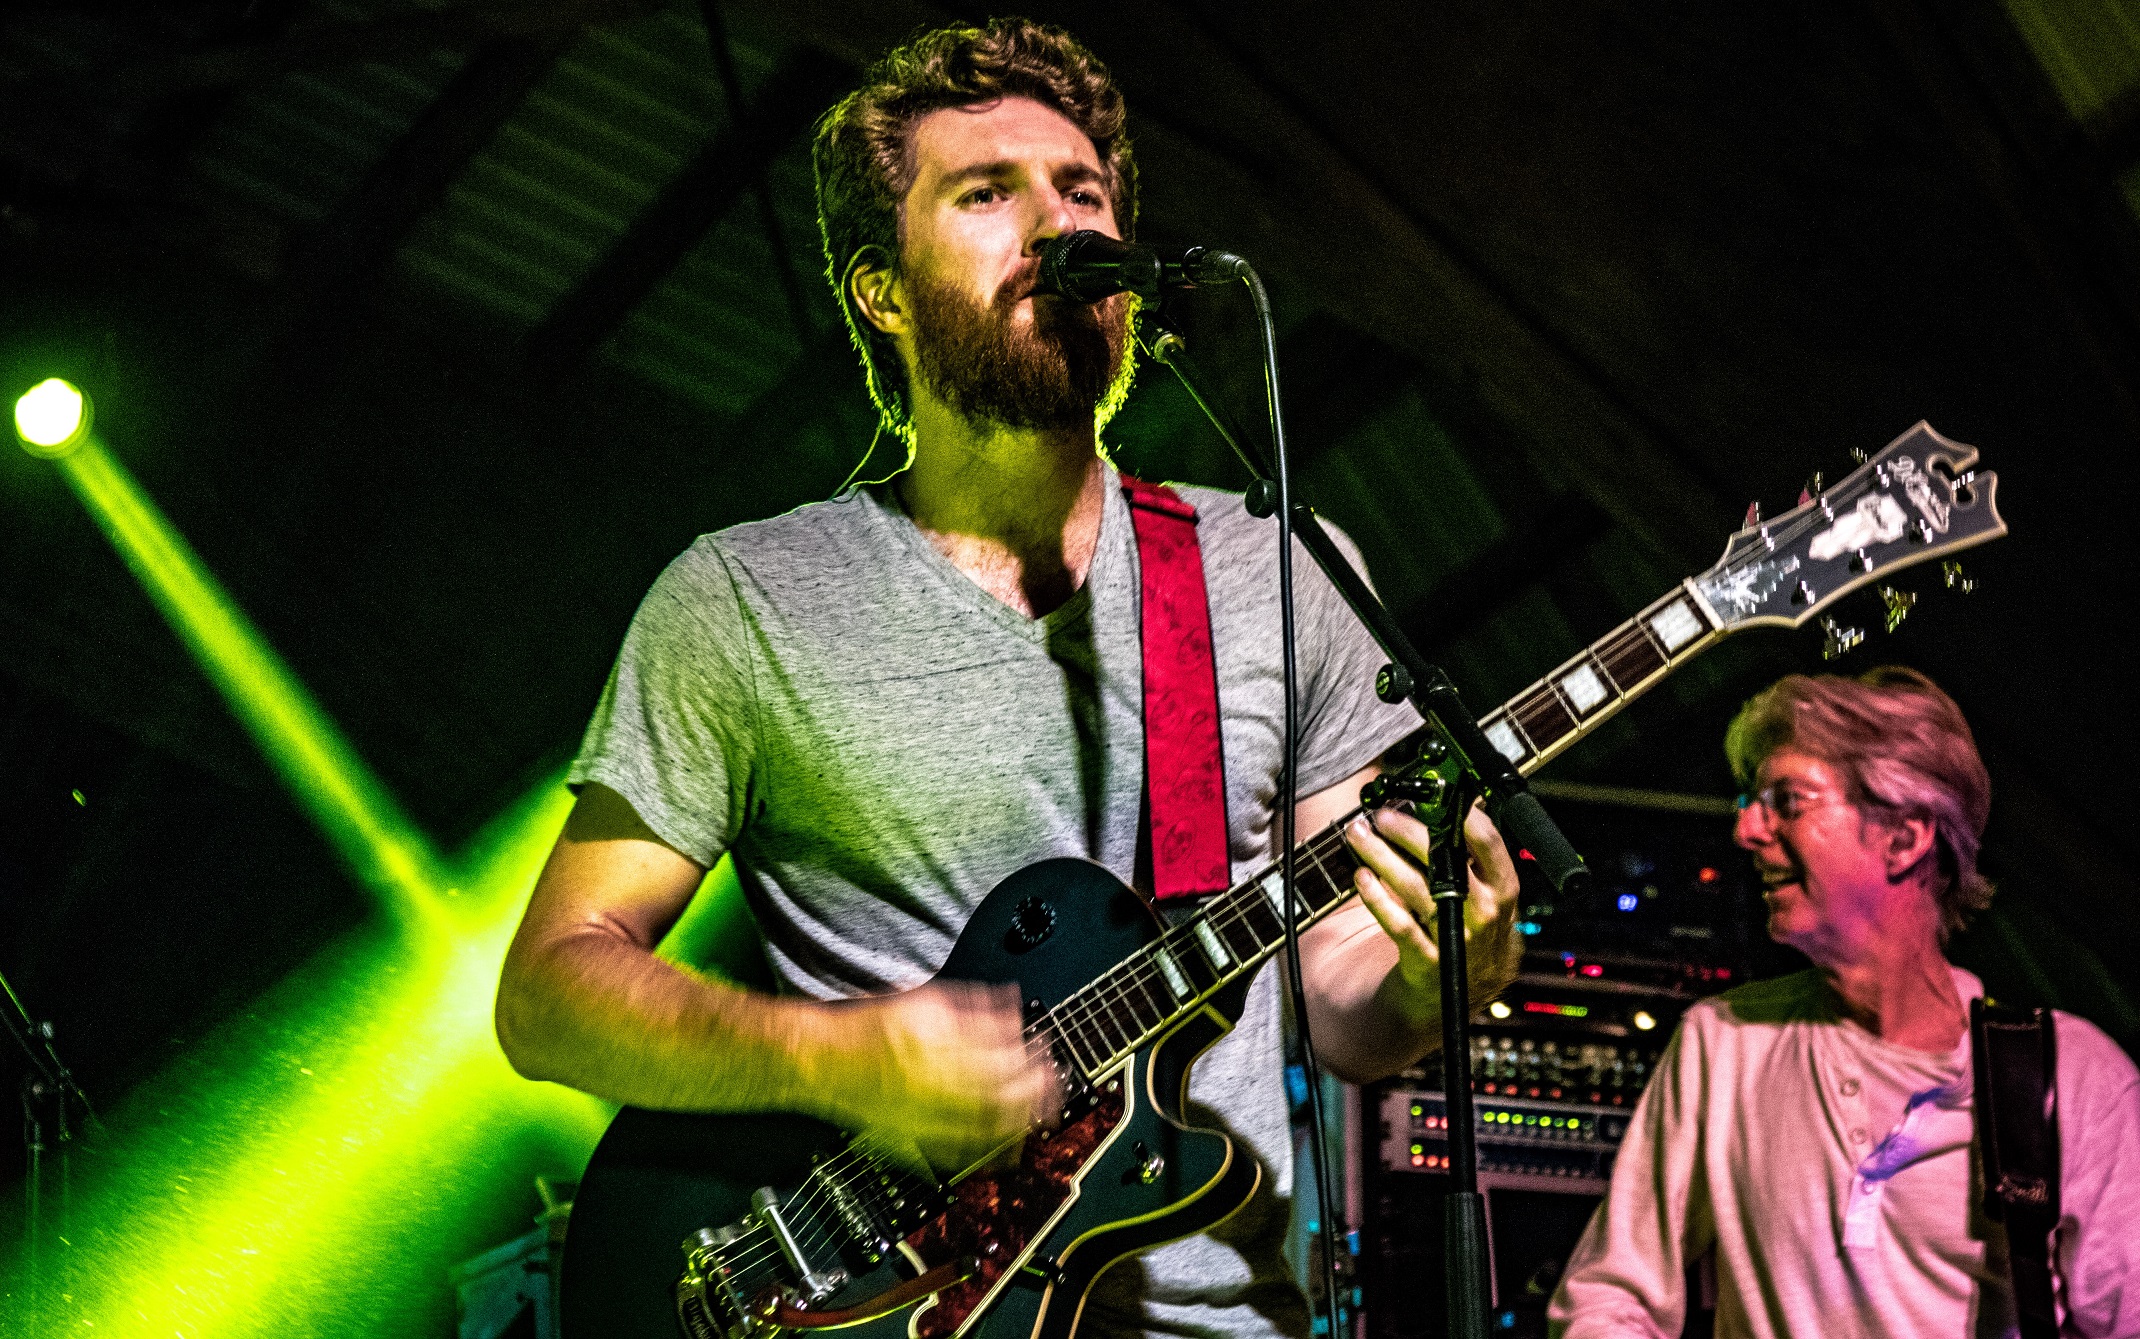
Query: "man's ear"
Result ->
[[1884, 815, 1939, 882], [847, 246, 905, 338]]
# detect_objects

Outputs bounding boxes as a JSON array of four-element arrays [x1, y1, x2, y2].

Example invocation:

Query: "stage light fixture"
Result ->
[[14, 377, 92, 457]]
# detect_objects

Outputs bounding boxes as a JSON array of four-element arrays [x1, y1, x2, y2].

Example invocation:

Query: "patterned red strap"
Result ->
[[1122, 476, 1230, 900]]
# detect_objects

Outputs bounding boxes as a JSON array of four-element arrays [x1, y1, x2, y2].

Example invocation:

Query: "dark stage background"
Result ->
[[3, 1, 2136, 1334]]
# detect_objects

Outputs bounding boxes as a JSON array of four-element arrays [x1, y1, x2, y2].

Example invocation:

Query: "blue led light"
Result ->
[[1518, 920, 1541, 935], [1616, 892, 1639, 912]]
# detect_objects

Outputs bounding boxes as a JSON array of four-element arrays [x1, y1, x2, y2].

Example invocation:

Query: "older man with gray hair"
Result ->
[[1549, 666, 2140, 1337]]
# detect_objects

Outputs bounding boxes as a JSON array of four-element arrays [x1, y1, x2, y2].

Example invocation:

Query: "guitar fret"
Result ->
[[1121, 970, 1166, 1033], [1089, 991, 1135, 1055], [1058, 1013, 1105, 1074], [1236, 883, 1287, 945], [1167, 927, 1222, 993], [1212, 898, 1261, 960], [1600, 621, 1666, 687], [1511, 685, 1578, 753]]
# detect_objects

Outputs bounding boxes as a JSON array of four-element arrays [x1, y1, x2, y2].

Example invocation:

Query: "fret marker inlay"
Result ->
[[1485, 718, 1527, 764], [1260, 870, 1288, 919], [1648, 601, 1703, 653], [1153, 948, 1191, 1002], [1193, 919, 1232, 972], [1559, 664, 1608, 714]]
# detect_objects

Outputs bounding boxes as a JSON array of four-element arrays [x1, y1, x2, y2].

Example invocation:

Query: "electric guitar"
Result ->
[[559, 422, 2007, 1339]]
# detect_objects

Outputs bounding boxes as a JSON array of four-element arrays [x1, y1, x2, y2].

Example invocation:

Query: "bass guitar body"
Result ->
[[560, 859, 1261, 1339]]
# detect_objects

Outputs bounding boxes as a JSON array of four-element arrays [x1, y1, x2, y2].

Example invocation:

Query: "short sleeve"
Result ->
[[567, 538, 759, 866], [1290, 521, 1424, 795]]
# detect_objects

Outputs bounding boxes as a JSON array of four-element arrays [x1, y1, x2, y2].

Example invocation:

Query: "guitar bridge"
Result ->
[[753, 1186, 848, 1302]]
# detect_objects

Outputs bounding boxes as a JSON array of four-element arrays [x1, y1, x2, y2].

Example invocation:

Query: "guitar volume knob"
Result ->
[[1133, 1141, 1166, 1184]]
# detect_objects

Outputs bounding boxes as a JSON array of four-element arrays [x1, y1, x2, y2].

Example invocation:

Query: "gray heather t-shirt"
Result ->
[[570, 468, 1420, 1339]]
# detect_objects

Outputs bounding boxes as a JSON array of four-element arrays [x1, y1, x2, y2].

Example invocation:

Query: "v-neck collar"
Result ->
[[861, 467, 1128, 646]]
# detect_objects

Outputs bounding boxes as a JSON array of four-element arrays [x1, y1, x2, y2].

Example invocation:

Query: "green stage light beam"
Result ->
[[37, 426, 447, 924], [0, 779, 616, 1338]]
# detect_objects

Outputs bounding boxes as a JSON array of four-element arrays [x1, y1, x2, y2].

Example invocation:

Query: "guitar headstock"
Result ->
[[1692, 422, 2005, 632]]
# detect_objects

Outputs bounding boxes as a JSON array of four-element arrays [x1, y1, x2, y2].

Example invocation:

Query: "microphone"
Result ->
[[1035, 231, 1247, 303]]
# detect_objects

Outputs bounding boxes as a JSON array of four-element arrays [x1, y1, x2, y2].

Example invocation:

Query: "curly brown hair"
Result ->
[[1725, 665, 1994, 941], [811, 18, 1137, 438]]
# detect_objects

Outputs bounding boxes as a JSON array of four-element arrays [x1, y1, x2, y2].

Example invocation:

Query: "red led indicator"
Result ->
[[1697, 866, 1721, 884], [1580, 964, 1604, 978]]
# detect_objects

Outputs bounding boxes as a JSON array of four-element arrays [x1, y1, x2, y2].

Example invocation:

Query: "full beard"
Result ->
[[905, 266, 1134, 432]]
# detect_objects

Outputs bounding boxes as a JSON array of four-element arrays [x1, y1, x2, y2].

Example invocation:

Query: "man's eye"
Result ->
[[1069, 188, 1103, 208], [962, 186, 1001, 205]]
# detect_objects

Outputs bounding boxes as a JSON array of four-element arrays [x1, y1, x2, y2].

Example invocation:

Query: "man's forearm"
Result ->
[[497, 929, 847, 1121], [1300, 908, 1441, 1083], [1301, 901, 1519, 1084]]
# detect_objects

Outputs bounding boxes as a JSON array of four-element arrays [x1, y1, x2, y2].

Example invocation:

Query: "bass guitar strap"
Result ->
[[1121, 476, 1230, 901], [1969, 996, 2061, 1339]]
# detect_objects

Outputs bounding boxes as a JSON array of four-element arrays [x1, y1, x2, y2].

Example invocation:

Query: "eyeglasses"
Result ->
[[1735, 782, 1845, 823]]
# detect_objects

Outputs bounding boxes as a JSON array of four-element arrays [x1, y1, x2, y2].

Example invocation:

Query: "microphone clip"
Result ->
[[1036, 231, 1245, 304]]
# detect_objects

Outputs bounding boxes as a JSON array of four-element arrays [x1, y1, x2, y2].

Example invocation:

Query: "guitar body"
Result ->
[[560, 859, 1261, 1339]]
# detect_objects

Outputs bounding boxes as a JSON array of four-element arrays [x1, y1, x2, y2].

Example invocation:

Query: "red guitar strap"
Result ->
[[1121, 476, 1230, 900]]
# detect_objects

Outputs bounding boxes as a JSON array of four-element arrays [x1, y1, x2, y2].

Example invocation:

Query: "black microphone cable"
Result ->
[[1241, 264, 1351, 1339]]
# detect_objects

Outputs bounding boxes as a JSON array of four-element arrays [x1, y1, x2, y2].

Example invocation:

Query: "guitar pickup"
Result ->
[[809, 1158, 896, 1266]]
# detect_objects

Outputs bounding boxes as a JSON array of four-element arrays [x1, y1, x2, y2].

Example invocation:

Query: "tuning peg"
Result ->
[[1821, 617, 1865, 660], [1942, 561, 1974, 594], [1850, 448, 1869, 465], [1879, 585, 1916, 633], [1744, 500, 1762, 527], [1799, 471, 1825, 507]]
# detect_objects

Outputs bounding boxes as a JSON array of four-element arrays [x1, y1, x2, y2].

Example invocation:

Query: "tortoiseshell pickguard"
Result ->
[[906, 1092, 1125, 1339]]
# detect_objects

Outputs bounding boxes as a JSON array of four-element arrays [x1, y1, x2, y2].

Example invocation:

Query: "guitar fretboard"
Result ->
[[1038, 581, 1726, 1081]]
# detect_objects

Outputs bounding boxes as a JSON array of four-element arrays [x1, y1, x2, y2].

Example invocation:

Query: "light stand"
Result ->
[[3, 970, 95, 1331], [1137, 301, 1588, 1339]]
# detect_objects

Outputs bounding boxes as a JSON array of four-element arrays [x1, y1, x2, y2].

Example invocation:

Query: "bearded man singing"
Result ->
[[496, 19, 1522, 1339]]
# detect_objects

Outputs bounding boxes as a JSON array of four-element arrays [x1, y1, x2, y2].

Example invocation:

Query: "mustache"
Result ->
[[995, 261, 1042, 307]]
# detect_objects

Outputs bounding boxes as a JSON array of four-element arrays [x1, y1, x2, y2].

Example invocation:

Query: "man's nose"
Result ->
[[1026, 186, 1080, 254], [1732, 803, 1770, 851]]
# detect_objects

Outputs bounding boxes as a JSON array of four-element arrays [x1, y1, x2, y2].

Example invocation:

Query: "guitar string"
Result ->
[[1054, 830, 1356, 1072], [700, 1118, 956, 1282]]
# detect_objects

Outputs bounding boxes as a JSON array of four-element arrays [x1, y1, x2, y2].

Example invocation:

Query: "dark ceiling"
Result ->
[[5, 0, 2139, 1128]]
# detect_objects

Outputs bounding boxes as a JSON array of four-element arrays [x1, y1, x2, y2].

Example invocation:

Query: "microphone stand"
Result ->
[[1136, 305, 1587, 1339], [2, 969, 95, 1332]]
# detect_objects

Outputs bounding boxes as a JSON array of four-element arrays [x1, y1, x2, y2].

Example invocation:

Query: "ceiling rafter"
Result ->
[[5, 0, 651, 112], [275, 33, 575, 333], [521, 46, 854, 381], [697, 0, 818, 340]]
